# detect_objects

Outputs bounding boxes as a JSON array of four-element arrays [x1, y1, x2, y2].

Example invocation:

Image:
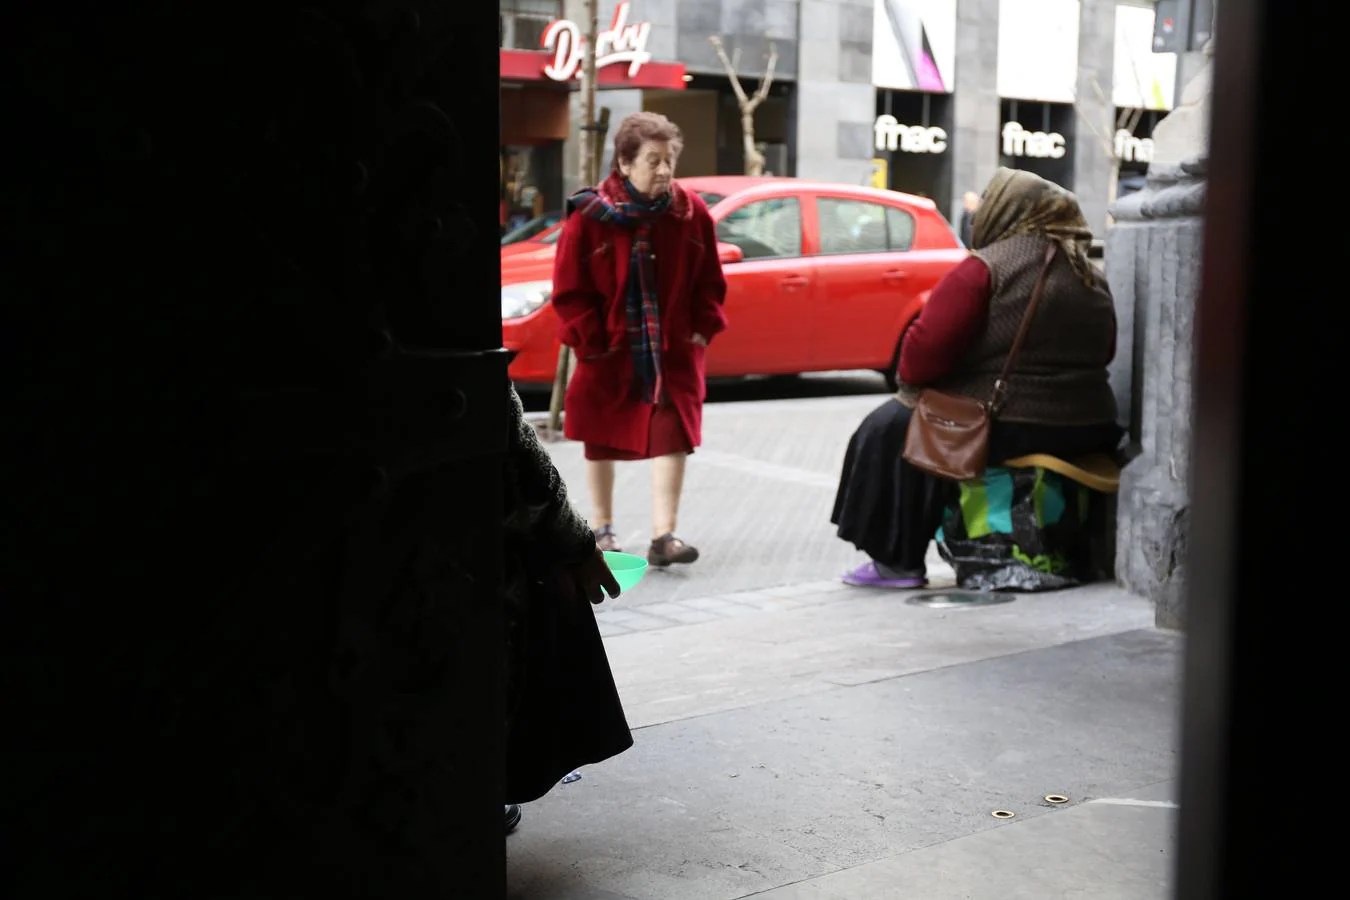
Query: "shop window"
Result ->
[[817, 199, 889, 256], [716, 197, 802, 261], [886, 207, 916, 251]]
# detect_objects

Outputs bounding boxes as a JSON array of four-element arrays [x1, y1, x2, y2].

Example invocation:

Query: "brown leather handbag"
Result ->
[[902, 243, 1058, 482]]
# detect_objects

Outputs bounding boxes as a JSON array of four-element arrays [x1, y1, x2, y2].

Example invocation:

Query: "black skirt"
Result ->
[[830, 398, 1122, 572], [505, 572, 634, 805]]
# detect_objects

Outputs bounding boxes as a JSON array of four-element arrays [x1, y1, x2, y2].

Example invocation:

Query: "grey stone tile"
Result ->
[[676, 1, 721, 35], [837, 1, 872, 44], [753, 801, 1176, 898], [798, 38, 839, 82], [595, 618, 635, 638], [634, 602, 726, 625], [765, 0, 799, 40], [596, 608, 682, 632], [722, 591, 806, 611], [681, 595, 763, 616], [837, 120, 874, 160], [770, 581, 847, 598], [722, 0, 767, 37], [799, 0, 840, 44], [838, 40, 873, 83]]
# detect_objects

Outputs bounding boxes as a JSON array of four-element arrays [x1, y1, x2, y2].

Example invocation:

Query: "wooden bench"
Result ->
[[1001, 452, 1121, 495], [998, 452, 1122, 581]]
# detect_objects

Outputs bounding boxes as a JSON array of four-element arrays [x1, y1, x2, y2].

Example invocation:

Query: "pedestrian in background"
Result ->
[[958, 190, 981, 247], [551, 111, 728, 568]]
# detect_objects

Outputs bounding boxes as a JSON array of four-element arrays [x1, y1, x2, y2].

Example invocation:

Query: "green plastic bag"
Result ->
[[936, 466, 1094, 592]]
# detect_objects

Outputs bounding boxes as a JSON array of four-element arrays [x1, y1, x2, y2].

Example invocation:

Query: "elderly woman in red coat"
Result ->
[[551, 111, 728, 567]]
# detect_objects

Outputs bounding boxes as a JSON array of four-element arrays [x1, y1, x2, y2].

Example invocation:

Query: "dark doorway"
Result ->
[[999, 99, 1078, 190], [7, 2, 508, 896], [876, 89, 956, 218]]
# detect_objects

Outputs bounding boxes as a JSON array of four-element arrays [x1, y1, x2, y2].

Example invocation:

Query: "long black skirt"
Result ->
[[831, 398, 1122, 571], [505, 572, 634, 805]]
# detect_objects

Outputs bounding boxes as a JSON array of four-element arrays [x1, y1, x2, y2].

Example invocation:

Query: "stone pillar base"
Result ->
[[1109, 161, 1206, 629]]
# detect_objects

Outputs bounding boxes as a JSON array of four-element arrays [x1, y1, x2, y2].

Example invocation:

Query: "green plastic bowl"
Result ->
[[603, 550, 649, 593]]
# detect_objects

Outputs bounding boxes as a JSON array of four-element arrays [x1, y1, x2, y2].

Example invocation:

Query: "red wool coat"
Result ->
[[552, 175, 729, 454]]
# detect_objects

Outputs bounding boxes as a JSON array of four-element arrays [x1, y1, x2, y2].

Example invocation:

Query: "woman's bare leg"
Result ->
[[587, 459, 616, 530], [651, 452, 686, 537]]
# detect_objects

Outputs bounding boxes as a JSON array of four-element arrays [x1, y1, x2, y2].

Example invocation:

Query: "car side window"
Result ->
[[886, 207, 916, 251], [817, 198, 889, 255], [715, 197, 802, 260]]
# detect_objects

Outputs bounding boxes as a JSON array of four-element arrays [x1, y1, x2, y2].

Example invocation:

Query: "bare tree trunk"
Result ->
[[742, 112, 765, 176], [710, 36, 777, 176], [578, 0, 598, 187]]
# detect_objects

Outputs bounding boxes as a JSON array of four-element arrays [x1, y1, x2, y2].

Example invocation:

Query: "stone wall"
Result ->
[[1073, 0, 1118, 237], [1108, 35, 1213, 630], [795, 0, 876, 184], [948, 0, 1000, 216], [1109, 161, 1205, 630]]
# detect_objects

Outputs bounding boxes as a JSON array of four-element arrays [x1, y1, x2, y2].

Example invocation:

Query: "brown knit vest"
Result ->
[[897, 234, 1117, 426]]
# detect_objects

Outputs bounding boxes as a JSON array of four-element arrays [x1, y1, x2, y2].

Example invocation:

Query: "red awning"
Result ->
[[499, 49, 687, 91]]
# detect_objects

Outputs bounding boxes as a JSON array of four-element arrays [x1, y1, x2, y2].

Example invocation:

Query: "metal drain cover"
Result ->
[[907, 591, 1014, 608]]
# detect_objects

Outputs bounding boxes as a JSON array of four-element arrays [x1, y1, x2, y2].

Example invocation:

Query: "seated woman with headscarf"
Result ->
[[831, 168, 1123, 588]]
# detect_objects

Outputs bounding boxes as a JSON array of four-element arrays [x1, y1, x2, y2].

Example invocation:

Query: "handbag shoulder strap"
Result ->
[[990, 242, 1058, 413]]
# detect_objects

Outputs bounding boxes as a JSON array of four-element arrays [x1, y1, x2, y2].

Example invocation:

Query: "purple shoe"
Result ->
[[842, 561, 927, 589]]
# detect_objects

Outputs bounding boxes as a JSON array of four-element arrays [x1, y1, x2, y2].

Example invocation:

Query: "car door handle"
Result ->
[[884, 269, 911, 283], [781, 274, 809, 290]]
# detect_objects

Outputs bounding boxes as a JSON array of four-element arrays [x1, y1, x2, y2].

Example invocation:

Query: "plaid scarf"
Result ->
[[567, 179, 672, 404]]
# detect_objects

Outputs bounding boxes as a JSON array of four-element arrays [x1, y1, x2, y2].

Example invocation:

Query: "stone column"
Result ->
[[949, 0, 1001, 216], [1073, 0, 1117, 237], [796, 0, 875, 184], [1109, 34, 1214, 630]]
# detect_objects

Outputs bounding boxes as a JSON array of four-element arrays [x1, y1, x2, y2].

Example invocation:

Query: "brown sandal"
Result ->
[[594, 526, 622, 553], [648, 533, 699, 567]]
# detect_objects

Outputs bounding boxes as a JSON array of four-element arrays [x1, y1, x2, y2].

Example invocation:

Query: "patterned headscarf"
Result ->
[[566, 179, 672, 404], [971, 167, 1101, 286]]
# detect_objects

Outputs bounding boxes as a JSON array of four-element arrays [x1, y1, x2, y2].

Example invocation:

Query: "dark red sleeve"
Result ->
[[898, 255, 992, 387], [551, 214, 609, 358], [690, 202, 728, 341]]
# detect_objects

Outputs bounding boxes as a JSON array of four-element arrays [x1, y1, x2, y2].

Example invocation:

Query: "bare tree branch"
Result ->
[[1074, 74, 1117, 159], [751, 42, 778, 106], [710, 35, 778, 175], [709, 36, 750, 105]]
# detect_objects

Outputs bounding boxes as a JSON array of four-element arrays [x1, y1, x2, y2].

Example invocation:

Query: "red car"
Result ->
[[499, 221, 560, 259], [500, 176, 968, 390]]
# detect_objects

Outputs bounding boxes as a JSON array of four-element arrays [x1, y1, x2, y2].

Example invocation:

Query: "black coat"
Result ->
[[502, 386, 632, 803]]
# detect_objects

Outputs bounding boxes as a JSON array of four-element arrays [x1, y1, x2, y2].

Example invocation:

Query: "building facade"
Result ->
[[868, 0, 1179, 231], [500, 0, 1180, 236]]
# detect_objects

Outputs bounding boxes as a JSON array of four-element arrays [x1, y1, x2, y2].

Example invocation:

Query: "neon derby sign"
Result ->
[[543, 2, 654, 82]]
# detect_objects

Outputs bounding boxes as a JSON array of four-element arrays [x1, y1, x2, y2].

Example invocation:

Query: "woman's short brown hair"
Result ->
[[610, 111, 684, 172]]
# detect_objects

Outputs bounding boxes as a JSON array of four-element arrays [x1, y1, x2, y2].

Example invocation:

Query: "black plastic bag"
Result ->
[[936, 466, 1095, 592]]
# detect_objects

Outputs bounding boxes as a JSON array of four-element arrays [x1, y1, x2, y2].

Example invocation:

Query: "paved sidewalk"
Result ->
[[530, 391, 956, 610], [507, 577, 1181, 900]]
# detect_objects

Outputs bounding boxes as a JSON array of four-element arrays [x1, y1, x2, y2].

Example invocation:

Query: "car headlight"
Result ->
[[501, 281, 552, 320]]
